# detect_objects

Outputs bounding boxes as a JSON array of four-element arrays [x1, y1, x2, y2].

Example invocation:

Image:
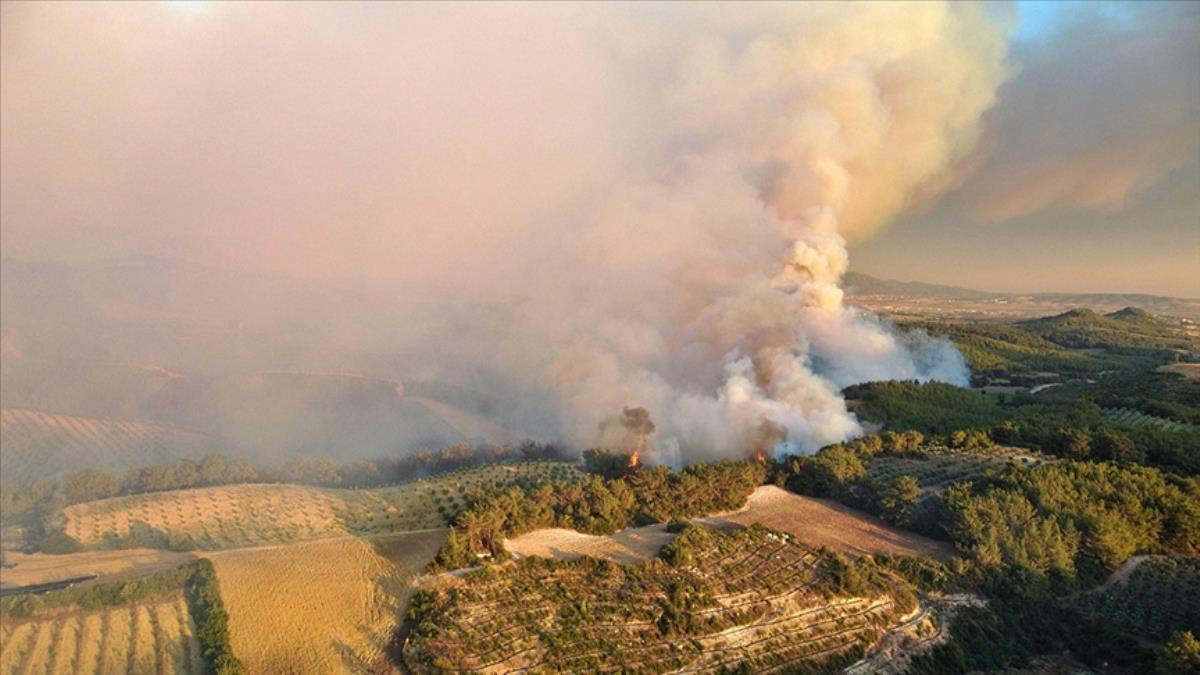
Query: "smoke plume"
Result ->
[[1, 3, 1007, 465]]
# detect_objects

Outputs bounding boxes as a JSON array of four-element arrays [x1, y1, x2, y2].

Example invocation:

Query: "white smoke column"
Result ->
[[0, 2, 1009, 464], [541, 2, 1006, 462]]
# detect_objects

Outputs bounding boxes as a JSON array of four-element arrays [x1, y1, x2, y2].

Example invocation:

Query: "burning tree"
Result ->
[[621, 406, 655, 468]]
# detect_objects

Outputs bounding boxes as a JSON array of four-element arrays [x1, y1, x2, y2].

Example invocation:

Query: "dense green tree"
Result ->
[[1159, 631, 1200, 675], [199, 453, 229, 485], [1054, 428, 1093, 459], [62, 469, 119, 504], [881, 475, 921, 527]]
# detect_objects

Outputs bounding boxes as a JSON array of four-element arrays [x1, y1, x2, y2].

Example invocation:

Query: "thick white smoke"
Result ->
[[528, 3, 1005, 462], [2, 2, 1011, 464]]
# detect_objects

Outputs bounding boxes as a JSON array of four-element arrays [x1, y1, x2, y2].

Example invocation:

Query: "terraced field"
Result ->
[[1103, 408, 1198, 433], [59, 461, 581, 550], [867, 446, 1051, 495], [0, 592, 202, 675], [404, 525, 915, 673], [0, 408, 215, 487], [1072, 556, 1200, 642]]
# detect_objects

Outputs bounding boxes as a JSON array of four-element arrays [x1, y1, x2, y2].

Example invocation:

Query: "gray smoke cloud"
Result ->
[[959, 2, 1200, 222], [1, 2, 1003, 465]]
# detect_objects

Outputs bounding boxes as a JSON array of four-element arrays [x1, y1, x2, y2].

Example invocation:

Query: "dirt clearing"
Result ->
[[1158, 363, 1200, 380], [505, 486, 952, 565], [699, 486, 954, 562], [0, 548, 195, 588], [505, 524, 675, 564]]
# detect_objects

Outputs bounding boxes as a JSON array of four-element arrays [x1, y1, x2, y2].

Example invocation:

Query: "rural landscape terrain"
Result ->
[[2, 1, 1198, 673], [3, 282, 1198, 673]]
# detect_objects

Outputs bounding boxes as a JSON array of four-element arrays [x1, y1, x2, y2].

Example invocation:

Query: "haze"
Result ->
[[1, 1, 1197, 464]]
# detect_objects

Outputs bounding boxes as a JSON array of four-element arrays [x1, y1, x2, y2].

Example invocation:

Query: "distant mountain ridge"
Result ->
[[842, 272, 995, 300], [843, 272, 1200, 319]]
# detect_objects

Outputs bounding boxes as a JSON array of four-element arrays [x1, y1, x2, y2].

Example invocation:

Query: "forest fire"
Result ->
[[619, 407, 654, 469], [750, 419, 786, 464]]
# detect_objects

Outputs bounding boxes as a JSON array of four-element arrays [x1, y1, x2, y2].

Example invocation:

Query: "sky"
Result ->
[[1, 0, 1197, 297], [852, 0, 1200, 296]]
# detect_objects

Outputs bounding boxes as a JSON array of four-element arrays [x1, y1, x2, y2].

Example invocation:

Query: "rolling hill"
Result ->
[[0, 409, 217, 488]]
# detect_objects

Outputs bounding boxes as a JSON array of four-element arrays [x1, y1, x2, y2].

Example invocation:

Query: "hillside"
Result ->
[[843, 272, 997, 300], [1, 255, 526, 471], [0, 365, 520, 484], [210, 533, 445, 674], [405, 524, 919, 673], [0, 591, 203, 675], [1018, 307, 1197, 351], [0, 409, 216, 488], [54, 462, 581, 550], [0, 560, 231, 675]]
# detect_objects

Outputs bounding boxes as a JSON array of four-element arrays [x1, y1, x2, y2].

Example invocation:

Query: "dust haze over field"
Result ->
[[2, 2, 1028, 465]]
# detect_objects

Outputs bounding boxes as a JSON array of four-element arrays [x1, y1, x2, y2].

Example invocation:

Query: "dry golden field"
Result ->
[[59, 462, 579, 550], [0, 408, 213, 487], [0, 592, 202, 675], [208, 531, 445, 674]]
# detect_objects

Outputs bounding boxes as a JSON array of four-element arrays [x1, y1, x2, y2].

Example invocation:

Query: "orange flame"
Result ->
[[628, 450, 641, 468], [755, 448, 767, 463]]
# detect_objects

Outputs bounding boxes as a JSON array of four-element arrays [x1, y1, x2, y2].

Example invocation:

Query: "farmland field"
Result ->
[[405, 524, 916, 673], [209, 531, 445, 674], [0, 591, 202, 675], [1071, 555, 1200, 642], [0, 408, 214, 487], [59, 461, 581, 550], [1102, 407, 1198, 433], [866, 446, 1052, 495]]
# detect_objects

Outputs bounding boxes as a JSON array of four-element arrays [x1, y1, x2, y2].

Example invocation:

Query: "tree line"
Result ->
[[0, 440, 567, 553], [432, 458, 767, 569]]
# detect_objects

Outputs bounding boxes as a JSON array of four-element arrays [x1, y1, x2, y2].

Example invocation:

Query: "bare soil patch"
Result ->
[[505, 524, 675, 564], [0, 548, 195, 588], [1158, 363, 1200, 380], [699, 486, 954, 562]]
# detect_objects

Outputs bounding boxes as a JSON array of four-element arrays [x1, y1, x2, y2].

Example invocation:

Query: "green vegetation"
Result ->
[[53, 460, 582, 552], [845, 380, 1200, 474], [185, 560, 243, 675], [784, 444, 1200, 588], [0, 559, 241, 675], [1105, 407, 1198, 433], [907, 307, 1198, 387], [1072, 557, 1200, 642], [2, 443, 576, 552], [1160, 631, 1200, 674], [407, 525, 913, 672], [431, 459, 767, 569]]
